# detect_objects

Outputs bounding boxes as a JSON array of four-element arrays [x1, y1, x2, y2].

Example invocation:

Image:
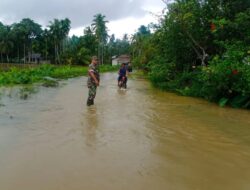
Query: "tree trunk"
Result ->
[[31, 42, 33, 63], [54, 44, 60, 64], [56, 44, 60, 64], [61, 40, 64, 53], [6, 54, 9, 63], [55, 43, 57, 64], [24, 44, 26, 64], [185, 30, 207, 66], [98, 44, 101, 65], [102, 44, 104, 65], [28, 46, 31, 63], [18, 47, 20, 63], [0, 52, 3, 63], [45, 39, 48, 61]]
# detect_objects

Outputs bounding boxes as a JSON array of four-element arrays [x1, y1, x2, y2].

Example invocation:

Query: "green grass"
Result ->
[[0, 64, 119, 86], [129, 70, 148, 80]]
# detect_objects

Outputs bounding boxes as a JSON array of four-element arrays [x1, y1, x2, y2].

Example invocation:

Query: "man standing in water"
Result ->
[[87, 56, 100, 106]]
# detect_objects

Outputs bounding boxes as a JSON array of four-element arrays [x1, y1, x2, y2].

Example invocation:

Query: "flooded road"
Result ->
[[0, 72, 250, 190]]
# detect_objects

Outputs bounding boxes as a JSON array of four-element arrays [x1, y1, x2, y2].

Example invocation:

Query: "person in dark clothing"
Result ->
[[118, 63, 128, 87]]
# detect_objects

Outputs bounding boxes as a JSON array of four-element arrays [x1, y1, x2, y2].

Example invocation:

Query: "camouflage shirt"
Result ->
[[87, 63, 100, 87]]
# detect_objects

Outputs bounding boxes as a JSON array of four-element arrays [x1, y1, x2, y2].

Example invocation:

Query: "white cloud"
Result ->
[[0, 0, 145, 27], [69, 13, 161, 39], [69, 27, 85, 37], [69, 1, 165, 38], [0, 0, 166, 38], [107, 15, 155, 39]]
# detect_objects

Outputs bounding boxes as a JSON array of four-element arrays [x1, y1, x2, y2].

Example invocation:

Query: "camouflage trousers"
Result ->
[[87, 85, 97, 102]]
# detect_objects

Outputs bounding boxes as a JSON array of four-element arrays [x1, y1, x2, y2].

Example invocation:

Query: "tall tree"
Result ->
[[0, 25, 13, 63], [0, 22, 5, 62], [91, 14, 109, 64], [12, 18, 42, 63], [131, 25, 151, 66], [48, 18, 71, 64]]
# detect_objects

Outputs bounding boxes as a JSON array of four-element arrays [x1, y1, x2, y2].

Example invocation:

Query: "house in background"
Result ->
[[26, 53, 42, 63], [112, 56, 119, 65], [112, 55, 130, 66]]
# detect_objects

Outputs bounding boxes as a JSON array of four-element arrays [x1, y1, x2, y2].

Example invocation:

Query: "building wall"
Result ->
[[112, 59, 119, 66], [112, 55, 131, 66]]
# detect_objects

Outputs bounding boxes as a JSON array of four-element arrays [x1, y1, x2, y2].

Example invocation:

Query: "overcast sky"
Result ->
[[0, 0, 165, 38]]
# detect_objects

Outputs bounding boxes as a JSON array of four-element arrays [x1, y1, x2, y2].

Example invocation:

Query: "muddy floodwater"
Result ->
[[0, 72, 250, 190]]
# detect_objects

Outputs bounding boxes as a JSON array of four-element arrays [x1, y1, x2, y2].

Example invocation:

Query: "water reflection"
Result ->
[[0, 85, 39, 100], [81, 106, 98, 148], [117, 88, 127, 96]]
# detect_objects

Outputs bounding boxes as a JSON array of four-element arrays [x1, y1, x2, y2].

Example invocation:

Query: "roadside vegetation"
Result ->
[[0, 64, 119, 86], [131, 0, 250, 109]]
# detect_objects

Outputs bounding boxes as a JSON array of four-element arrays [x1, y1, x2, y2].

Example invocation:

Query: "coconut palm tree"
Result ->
[[91, 14, 109, 64]]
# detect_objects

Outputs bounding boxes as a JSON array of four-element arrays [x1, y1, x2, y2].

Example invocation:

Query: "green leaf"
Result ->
[[219, 98, 228, 107], [230, 95, 250, 108]]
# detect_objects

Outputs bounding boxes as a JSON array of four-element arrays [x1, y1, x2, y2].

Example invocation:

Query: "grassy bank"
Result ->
[[148, 59, 250, 109], [0, 64, 119, 86]]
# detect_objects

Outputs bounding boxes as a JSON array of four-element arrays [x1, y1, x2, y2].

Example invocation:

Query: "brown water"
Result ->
[[0, 73, 250, 190]]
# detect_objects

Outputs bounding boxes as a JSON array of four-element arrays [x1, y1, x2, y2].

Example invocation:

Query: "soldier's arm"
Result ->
[[89, 70, 99, 86]]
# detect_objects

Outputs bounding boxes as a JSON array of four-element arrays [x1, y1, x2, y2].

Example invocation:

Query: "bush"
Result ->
[[148, 56, 176, 87], [0, 64, 118, 86], [147, 42, 250, 109]]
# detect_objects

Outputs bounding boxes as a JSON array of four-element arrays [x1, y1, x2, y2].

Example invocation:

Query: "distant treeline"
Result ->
[[0, 14, 133, 65]]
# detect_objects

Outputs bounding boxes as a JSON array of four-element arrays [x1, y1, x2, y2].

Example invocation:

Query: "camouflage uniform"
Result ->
[[87, 63, 100, 106]]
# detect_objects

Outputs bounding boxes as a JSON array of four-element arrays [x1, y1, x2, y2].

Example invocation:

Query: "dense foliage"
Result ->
[[132, 0, 250, 108]]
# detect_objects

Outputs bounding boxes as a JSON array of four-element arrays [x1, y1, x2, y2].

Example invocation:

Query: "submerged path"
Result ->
[[0, 72, 250, 190]]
